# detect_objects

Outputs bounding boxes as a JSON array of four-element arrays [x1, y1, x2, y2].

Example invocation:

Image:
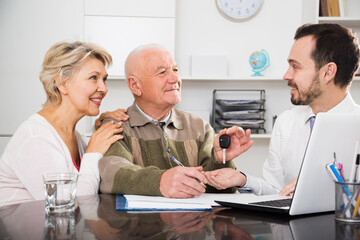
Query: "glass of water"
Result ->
[[43, 173, 78, 213]]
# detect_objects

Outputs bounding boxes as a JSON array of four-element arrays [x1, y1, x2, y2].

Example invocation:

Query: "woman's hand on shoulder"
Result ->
[[94, 108, 129, 130], [86, 121, 124, 155]]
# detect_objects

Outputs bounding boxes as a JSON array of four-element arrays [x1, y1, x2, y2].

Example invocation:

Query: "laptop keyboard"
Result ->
[[251, 198, 292, 208]]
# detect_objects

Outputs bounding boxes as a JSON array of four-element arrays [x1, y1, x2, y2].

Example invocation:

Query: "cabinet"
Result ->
[[84, 0, 175, 77]]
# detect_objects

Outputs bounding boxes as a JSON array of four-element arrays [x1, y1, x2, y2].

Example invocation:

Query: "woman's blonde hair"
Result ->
[[39, 41, 112, 108]]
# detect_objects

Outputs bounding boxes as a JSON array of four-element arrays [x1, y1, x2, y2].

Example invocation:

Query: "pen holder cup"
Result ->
[[335, 181, 360, 222]]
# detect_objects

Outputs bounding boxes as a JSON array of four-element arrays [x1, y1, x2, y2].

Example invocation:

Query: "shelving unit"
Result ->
[[315, 0, 360, 28]]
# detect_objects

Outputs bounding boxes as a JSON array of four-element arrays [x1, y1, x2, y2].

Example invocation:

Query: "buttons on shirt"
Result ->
[[153, 120, 166, 129]]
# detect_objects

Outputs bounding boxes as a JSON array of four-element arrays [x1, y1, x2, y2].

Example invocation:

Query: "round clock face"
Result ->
[[216, 0, 263, 21]]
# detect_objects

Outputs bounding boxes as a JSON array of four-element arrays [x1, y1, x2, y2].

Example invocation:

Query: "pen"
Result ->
[[352, 154, 360, 183], [170, 156, 207, 188], [353, 189, 360, 217], [326, 163, 351, 197], [350, 140, 360, 183], [170, 156, 184, 167], [333, 152, 345, 181]]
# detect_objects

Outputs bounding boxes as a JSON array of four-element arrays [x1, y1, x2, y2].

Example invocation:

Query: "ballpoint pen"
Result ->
[[333, 152, 345, 181], [326, 162, 351, 197], [350, 154, 360, 183], [170, 156, 207, 188], [353, 189, 360, 217]]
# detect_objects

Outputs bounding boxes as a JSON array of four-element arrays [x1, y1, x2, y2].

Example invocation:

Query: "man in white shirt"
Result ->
[[204, 23, 360, 196]]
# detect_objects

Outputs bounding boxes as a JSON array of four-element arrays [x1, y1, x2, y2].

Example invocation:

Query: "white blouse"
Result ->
[[0, 114, 101, 207]]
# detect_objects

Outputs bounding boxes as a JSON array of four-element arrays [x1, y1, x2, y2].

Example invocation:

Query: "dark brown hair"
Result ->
[[295, 23, 360, 88]]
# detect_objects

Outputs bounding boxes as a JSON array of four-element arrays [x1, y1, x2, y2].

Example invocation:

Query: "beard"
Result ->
[[289, 73, 323, 105]]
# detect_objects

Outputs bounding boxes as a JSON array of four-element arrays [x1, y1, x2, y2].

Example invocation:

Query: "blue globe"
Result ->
[[249, 49, 270, 76]]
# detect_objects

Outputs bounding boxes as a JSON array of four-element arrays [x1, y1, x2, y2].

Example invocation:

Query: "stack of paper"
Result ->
[[116, 194, 212, 211], [115, 193, 243, 211]]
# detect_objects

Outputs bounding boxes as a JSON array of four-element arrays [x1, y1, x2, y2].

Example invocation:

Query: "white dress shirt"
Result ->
[[245, 93, 360, 195]]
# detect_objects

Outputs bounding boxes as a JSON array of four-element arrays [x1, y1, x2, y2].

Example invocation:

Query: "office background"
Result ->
[[1, 0, 360, 177]]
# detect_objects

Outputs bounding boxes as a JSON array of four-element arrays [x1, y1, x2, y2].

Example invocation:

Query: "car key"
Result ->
[[219, 134, 231, 164]]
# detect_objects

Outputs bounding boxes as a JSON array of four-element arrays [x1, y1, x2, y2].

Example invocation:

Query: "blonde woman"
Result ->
[[0, 41, 127, 206]]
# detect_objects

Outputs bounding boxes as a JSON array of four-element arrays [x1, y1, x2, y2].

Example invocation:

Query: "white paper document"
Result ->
[[116, 193, 249, 211]]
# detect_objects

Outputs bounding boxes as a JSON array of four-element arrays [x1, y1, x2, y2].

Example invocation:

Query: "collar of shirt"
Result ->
[[304, 92, 355, 126], [328, 92, 356, 113], [135, 103, 171, 125], [129, 102, 184, 130]]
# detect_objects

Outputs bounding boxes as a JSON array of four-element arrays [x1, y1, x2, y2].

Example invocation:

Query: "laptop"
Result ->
[[215, 113, 360, 215]]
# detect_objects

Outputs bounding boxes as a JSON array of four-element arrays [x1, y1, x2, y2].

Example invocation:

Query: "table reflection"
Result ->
[[0, 200, 45, 240], [336, 221, 360, 240], [79, 194, 216, 239], [0, 194, 349, 240], [44, 211, 77, 240]]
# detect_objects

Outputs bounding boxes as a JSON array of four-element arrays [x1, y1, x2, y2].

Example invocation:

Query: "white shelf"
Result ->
[[108, 75, 360, 81], [183, 76, 360, 81], [317, 17, 360, 27], [107, 75, 125, 80], [251, 134, 271, 139], [107, 75, 283, 81], [181, 76, 282, 81]]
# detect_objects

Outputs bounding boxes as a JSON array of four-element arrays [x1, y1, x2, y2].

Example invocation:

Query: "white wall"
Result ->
[[175, 0, 302, 77], [0, 0, 83, 135], [0, 0, 312, 177]]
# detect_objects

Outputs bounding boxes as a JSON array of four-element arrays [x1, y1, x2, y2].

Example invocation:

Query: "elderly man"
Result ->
[[98, 44, 253, 198], [204, 23, 360, 196]]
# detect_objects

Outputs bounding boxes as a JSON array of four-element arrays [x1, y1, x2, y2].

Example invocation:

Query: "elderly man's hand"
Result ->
[[213, 126, 253, 163], [203, 168, 246, 190], [160, 211, 212, 234], [159, 166, 207, 198]]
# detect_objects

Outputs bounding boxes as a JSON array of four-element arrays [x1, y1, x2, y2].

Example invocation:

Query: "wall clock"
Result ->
[[216, 0, 263, 21]]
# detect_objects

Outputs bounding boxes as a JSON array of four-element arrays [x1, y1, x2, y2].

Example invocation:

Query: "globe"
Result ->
[[249, 49, 270, 76]]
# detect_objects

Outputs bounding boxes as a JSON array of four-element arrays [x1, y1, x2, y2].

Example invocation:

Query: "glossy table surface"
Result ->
[[0, 194, 358, 240]]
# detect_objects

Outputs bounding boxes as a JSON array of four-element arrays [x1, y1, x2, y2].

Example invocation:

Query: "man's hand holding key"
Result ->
[[213, 126, 253, 164]]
